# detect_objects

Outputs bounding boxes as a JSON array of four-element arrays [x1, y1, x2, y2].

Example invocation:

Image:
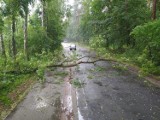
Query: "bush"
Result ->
[[131, 19, 160, 65], [89, 35, 107, 55], [28, 26, 52, 55]]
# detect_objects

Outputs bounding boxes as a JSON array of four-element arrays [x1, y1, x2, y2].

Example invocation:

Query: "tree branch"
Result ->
[[47, 58, 116, 68]]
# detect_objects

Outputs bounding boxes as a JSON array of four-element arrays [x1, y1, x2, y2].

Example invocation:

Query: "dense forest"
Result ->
[[68, 0, 160, 76], [0, 0, 66, 65], [0, 0, 160, 117], [0, 0, 69, 110]]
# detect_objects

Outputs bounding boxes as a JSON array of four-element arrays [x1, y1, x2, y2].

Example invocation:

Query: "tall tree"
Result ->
[[4, 0, 21, 60], [0, 15, 6, 57], [40, 0, 47, 29], [152, 0, 157, 20], [20, 0, 34, 60]]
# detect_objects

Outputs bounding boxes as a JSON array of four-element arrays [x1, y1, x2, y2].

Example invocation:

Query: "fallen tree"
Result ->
[[1, 56, 117, 74], [47, 58, 116, 68]]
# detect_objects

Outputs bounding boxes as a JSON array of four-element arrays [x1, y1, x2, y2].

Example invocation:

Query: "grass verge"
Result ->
[[0, 74, 37, 120]]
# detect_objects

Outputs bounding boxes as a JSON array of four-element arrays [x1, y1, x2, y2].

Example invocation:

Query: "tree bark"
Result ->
[[41, 0, 48, 32], [0, 33, 6, 57], [42, 0, 46, 29], [12, 16, 17, 60], [24, 13, 29, 61], [152, 0, 157, 20], [47, 58, 117, 68]]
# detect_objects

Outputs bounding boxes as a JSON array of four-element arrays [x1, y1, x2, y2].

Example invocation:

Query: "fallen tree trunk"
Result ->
[[47, 58, 116, 68], [1, 58, 116, 74], [60, 55, 98, 64]]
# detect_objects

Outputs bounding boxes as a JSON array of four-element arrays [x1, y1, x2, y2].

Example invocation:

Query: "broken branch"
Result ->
[[47, 58, 116, 68]]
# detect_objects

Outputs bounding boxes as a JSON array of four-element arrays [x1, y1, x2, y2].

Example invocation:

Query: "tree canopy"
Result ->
[[67, 0, 160, 75]]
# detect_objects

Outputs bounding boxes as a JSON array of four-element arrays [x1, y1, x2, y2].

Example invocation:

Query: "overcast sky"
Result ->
[[29, 0, 75, 15], [66, 0, 74, 5]]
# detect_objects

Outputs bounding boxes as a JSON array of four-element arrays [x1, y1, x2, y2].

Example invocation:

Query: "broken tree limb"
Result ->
[[47, 58, 116, 68], [1, 58, 117, 74], [59, 55, 99, 65]]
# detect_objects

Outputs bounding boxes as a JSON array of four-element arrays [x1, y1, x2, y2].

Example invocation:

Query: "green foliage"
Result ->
[[0, 74, 32, 105], [140, 61, 160, 76], [89, 35, 106, 55], [131, 19, 160, 65], [87, 75, 93, 79], [45, 0, 64, 48], [28, 26, 51, 54], [89, 35, 105, 49], [71, 78, 84, 88], [130, 19, 160, 75], [112, 64, 127, 72], [69, 51, 79, 61], [0, 48, 62, 105], [72, 0, 160, 76], [54, 71, 68, 77], [78, 0, 150, 48], [0, 0, 66, 109], [0, 14, 4, 32], [36, 66, 45, 82]]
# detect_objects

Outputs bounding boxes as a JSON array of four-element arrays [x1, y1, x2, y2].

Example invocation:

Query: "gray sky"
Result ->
[[66, 0, 74, 5]]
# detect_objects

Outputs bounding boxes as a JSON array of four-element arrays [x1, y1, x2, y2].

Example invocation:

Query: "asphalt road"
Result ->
[[5, 43, 160, 120], [64, 43, 160, 120]]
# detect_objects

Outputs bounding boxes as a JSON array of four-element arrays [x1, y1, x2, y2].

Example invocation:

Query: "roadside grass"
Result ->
[[94, 66, 106, 72], [112, 64, 127, 70], [71, 78, 85, 88], [54, 71, 68, 77], [0, 74, 37, 119], [80, 41, 160, 78], [0, 74, 35, 106], [112, 64, 127, 73], [88, 68, 94, 73], [70, 51, 79, 61], [88, 66, 106, 73], [87, 75, 93, 79], [53, 79, 64, 84], [107, 72, 121, 78]]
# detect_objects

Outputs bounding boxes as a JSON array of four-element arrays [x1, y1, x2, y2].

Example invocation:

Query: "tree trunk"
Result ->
[[41, 0, 47, 30], [12, 16, 17, 60], [0, 33, 6, 58], [24, 14, 29, 61], [125, 0, 131, 47], [152, 0, 157, 20], [42, 0, 45, 27]]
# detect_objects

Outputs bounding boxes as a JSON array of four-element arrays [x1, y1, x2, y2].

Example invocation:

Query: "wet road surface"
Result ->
[[6, 43, 160, 120], [6, 69, 65, 120], [71, 44, 160, 120]]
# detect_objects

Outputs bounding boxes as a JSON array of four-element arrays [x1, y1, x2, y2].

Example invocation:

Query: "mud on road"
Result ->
[[5, 43, 160, 120]]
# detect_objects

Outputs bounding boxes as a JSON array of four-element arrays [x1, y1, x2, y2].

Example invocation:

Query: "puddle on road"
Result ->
[[78, 108, 84, 120], [44, 66, 85, 120], [76, 88, 85, 120], [45, 68, 76, 120], [61, 81, 74, 120]]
